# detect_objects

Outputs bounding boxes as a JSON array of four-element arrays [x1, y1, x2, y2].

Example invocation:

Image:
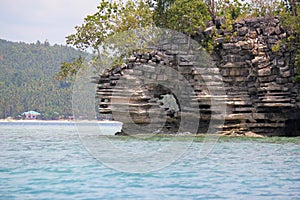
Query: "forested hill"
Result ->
[[0, 39, 87, 119]]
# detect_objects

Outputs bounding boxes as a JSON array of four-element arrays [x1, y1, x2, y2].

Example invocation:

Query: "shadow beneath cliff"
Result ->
[[283, 119, 300, 137]]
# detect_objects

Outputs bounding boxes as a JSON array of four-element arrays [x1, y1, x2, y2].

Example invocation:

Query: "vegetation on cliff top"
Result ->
[[60, 0, 300, 80]]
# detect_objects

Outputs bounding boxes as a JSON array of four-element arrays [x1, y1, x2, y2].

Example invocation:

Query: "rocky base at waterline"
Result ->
[[115, 130, 129, 136], [114, 130, 265, 138], [219, 128, 264, 138]]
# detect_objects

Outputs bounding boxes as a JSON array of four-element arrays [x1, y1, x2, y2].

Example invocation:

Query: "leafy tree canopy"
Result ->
[[66, 0, 153, 53], [61, 0, 300, 81], [63, 0, 154, 77], [165, 0, 211, 36]]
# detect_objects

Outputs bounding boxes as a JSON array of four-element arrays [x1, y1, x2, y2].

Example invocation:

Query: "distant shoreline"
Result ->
[[0, 119, 123, 124]]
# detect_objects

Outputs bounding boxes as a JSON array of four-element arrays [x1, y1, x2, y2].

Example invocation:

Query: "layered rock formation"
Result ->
[[97, 47, 220, 135], [97, 17, 300, 136], [208, 17, 300, 136]]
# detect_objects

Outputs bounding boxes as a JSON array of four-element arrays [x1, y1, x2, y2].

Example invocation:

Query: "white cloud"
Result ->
[[0, 0, 99, 44]]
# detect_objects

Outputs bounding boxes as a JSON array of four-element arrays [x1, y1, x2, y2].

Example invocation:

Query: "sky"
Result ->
[[0, 0, 100, 45]]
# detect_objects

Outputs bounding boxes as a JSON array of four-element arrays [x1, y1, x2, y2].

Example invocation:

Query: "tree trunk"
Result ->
[[211, 0, 215, 19], [207, 0, 215, 21], [290, 0, 300, 16]]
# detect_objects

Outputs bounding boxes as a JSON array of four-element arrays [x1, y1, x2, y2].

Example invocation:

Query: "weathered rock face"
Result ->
[[97, 48, 218, 135], [207, 17, 300, 136], [97, 17, 300, 136]]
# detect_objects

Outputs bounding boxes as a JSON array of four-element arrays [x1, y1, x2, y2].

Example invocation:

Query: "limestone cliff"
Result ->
[[206, 17, 300, 136], [97, 17, 300, 136]]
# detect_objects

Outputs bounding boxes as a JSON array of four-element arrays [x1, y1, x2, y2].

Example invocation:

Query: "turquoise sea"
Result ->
[[0, 122, 300, 199]]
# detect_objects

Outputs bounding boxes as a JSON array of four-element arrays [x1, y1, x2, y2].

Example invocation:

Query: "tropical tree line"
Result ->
[[59, 0, 299, 80], [0, 39, 86, 119]]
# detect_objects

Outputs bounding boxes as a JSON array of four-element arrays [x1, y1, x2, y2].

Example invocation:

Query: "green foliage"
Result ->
[[216, 0, 250, 20], [294, 67, 300, 83], [61, 0, 215, 76], [149, 0, 176, 27], [215, 0, 283, 19], [0, 39, 86, 119], [215, 0, 251, 34], [278, 3, 300, 82], [61, 0, 300, 83], [67, 0, 154, 51], [62, 0, 154, 78], [56, 56, 85, 80], [165, 0, 211, 36], [248, 0, 283, 17], [150, 0, 214, 52], [66, 0, 119, 51], [272, 43, 281, 52]]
